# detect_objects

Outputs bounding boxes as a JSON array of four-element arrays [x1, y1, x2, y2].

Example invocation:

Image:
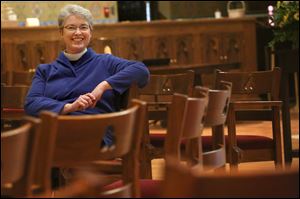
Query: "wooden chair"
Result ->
[[164, 92, 208, 167], [129, 70, 195, 178], [193, 81, 232, 170], [36, 99, 147, 198], [214, 67, 284, 168], [1, 85, 30, 130], [136, 92, 208, 198], [265, 47, 299, 163], [1, 116, 42, 197], [162, 157, 299, 198], [146, 81, 232, 171]]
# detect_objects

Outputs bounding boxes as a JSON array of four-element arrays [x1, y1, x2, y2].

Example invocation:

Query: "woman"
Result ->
[[25, 4, 149, 146]]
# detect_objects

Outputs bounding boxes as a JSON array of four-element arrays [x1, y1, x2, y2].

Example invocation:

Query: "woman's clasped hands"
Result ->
[[74, 93, 96, 111]]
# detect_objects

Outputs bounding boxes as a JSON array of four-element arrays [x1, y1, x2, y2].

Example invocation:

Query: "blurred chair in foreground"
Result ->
[[162, 157, 299, 198], [36, 99, 147, 197], [36, 168, 129, 198]]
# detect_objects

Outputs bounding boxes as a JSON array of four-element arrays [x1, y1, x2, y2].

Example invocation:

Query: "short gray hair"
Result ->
[[58, 4, 93, 30]]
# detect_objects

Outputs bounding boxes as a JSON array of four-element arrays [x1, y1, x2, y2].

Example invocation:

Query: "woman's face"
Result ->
[[61, 15, 91, 54]]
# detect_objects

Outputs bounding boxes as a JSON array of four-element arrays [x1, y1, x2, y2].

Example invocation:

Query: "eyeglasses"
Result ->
[[63, 25, 90, 32]]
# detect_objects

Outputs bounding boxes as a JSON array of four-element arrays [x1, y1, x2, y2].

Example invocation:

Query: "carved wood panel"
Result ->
[[201, 33, 222, 64], [44, 40, 64, 62], [27, 41, 46, 69], [1, 42, 5, 73], [175, 34, 194, 65], [154, 36, 173, 60], [201, 33, 243, 64], [15, 42, 30, 71], [223, 33, 243, 63], [118, 37, 143, 60]]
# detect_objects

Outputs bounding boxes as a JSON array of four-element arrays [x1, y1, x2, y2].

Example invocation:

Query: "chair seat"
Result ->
[[104, 179, 162, 198], [2, 108, 25, 121], [150, 134, 274, 151]]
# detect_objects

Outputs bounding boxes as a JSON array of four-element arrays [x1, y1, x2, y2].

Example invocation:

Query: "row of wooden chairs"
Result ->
[[1, 67, 287, 197], [1, 99, 147, 197], [129, 67, 284, 179], [1, 82, 230, 198]]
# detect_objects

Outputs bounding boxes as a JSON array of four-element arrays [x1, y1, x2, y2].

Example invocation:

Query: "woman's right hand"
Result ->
[[61, 93, 96, 114]]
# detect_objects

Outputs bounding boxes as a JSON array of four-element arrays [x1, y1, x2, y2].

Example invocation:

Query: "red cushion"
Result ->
[[2, 108, 25, 112], [140, 179, 161, 198], [150, 134, 274, 151], [103, 179, 162, 198]]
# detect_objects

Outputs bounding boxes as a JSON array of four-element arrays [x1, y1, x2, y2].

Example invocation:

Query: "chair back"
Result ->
[[139, 70, 194, 96], [193, 81, 231, 126], [162, 158, 299, 198], [215, 67, 281, 100], [1, 117, 41, 197], [52, 108, 137, 165], [12, 70, 35, 86], [1, 85, 29, 109], [37, 99, 147, 197], [0, 70, 35, 86], [129, 70, 195, 121]]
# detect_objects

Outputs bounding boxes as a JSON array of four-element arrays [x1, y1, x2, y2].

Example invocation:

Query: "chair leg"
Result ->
[[226, 105, 241, 168], [140, 143, 153, 179], [140, 120, 153, 179], [229, 147, 242, 167], [272, 107, 284, 168]]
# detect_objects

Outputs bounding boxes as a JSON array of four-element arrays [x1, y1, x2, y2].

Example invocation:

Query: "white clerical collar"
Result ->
[[64, 48, 87, 61]]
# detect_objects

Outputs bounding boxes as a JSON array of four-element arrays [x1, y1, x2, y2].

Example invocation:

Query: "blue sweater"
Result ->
[[25, 48, 149, 145]]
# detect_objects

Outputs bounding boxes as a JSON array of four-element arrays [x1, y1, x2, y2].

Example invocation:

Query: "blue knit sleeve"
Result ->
[[103, 54, 150, 94]]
